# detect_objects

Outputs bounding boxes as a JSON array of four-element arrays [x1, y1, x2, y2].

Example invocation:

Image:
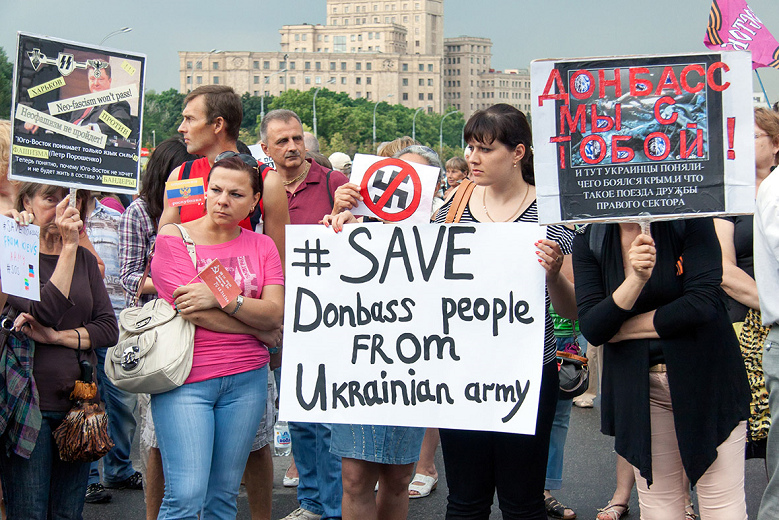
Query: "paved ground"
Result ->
[[84, 401, 769, 519]]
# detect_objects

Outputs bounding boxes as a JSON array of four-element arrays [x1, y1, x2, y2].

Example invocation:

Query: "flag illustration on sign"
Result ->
[[166, 178, 205, 207], [704, 0, 779, 69], [28, 265, 35, 277]]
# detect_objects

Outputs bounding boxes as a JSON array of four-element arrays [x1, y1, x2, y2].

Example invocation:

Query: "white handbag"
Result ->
[[106, 224, 197, 394]]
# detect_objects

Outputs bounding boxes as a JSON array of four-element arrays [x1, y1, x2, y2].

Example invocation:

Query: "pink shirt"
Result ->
[[152, 229, 284, 383]]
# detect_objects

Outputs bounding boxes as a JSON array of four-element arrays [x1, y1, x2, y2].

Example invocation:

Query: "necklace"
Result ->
[[283, 161, 311, 186], [483, 184, 531, 222]]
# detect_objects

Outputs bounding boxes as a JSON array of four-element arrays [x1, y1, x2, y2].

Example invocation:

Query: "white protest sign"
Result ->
[[279, 222, 547, 434], [0, 215, 41, 301], [348, 153, 438, 224]]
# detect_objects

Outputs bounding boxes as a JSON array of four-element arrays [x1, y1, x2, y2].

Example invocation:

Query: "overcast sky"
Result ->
[[2, 0, 778, 105]]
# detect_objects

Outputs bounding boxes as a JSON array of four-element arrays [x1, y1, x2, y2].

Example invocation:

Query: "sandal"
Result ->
[[596, 503, 629, 520], [408, 473, 438, 499], [545, 495, 576, 519]]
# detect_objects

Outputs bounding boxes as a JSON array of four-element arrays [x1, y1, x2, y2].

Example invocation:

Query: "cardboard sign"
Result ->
[[166, 178, 205, 208], [0, 215, 41, 301], [9, 32, 146, 194], [279, 223, 547, 434], [349, 154, 439, 223], [197, 259, 241, 308], [531, 51, 755, 224]]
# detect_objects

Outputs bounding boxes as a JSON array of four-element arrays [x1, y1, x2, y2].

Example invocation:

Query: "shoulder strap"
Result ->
[[180, 160, 195, 180], [588, 224, 608, 265], [130, 224, 197, 307], [445, 179, 476, 223], [326, 169, 334, 209]]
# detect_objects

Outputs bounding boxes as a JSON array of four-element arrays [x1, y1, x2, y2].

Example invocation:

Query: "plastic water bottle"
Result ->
[[274, 421, 291, 456]]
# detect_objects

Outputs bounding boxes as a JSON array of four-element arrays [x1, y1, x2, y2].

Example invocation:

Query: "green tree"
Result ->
[[142, 89, 186, 148], [0, 47, 13, 119]]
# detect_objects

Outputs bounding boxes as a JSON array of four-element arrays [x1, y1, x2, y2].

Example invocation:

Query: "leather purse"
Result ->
[[105, 224, 197, 394]]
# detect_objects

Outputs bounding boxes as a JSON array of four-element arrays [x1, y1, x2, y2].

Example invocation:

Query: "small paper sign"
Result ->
[[197, 259, 241, 308], [0, 215, 41, 301], [166, 178, 205, 208]]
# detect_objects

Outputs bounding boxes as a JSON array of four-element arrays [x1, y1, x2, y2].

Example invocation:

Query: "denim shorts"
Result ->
[[330, 423, 425, 464]]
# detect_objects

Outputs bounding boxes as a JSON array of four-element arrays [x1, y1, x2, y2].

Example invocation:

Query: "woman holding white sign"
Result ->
[[431, 104, 577, 520], [573, 217, 750, 519], [1, 184, 118, 519]]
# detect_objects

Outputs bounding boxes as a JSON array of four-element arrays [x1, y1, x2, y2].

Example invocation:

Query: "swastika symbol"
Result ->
[[291, 239, 331, 276], [371, 167, 411, 209]]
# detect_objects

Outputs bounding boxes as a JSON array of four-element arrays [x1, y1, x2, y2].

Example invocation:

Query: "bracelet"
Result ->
[[74, 328, 81, 350], [267, 346, 280, 354], [228, 295, 244, 316]]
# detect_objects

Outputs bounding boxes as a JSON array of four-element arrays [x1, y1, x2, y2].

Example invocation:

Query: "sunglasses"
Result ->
[[215, 151, 260, 172]]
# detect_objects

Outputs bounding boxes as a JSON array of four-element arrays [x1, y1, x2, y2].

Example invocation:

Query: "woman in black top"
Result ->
[[573, 219, 750, 519]]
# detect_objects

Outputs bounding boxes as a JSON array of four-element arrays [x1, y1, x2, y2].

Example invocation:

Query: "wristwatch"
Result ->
[[228, 295, 244, 316]]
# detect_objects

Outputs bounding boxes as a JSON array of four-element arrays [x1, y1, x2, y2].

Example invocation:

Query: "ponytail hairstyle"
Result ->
[[463, 103, 534, 185]]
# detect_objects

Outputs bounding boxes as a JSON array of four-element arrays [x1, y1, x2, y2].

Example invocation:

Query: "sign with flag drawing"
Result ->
[[704, 0, 779, 69], [531, 51, 755, 225]]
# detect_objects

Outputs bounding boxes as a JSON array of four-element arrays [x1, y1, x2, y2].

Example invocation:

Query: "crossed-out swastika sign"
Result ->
[[349, 154, 439, 224], [360, 158, 422, 221]]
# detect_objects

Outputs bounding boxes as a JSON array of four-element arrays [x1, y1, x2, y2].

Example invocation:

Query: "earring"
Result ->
[[513, 162, 518, 168]]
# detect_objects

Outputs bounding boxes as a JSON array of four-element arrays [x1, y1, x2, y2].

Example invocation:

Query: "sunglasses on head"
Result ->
[[215, 151, 260, 171]]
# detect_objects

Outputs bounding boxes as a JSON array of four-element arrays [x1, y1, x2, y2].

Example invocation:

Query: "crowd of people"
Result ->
[[0, 85, 779, 520]]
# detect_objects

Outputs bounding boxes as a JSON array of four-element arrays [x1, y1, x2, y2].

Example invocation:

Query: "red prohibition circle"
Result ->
[[359, 158, 422, 221]]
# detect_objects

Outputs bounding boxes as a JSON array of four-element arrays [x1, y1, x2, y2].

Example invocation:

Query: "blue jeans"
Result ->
[[545, 334, 586, 490], [759, 336, 779, 520], [289, 421, 343, 519], [0, 411, 91, 520], [89, 346, 138, 486], [151, 367, 267, 520]]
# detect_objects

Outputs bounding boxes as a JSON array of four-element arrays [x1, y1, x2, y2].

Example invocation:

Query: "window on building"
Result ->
[[330, 62, 336, 70], [316, 62, 322, 70], [333, 6, 337, 13], [325, 35, 329, 42], [356, 91, 362, 98], [427, 79, 433, 86], [366, 77, 372, 85], [356, 77, 362, 84], [402, 93, 409, 100], [356, 62, 362, 70], [290, 61, 296, 70], [366, 62, 372, 70], [428, 64, 433, 72], [415, 14, 420, 21], [186, 61, 192, 69], [415, 41, 420, 47], [351, 34, 356, 42], [305, 76, 311, 84], [196, 76, 202, 84], [186, 75, 191, 84], [341, 76, 347, 84], [344, 18, 348, 25], [345, 5, 349, 12], [318, 34, 322, 42], [213, 76, 219, 84], [316, 76, 321, 84], [402, 78, 408, 86], [341, 62, 347, 70], [334, 36, 346, 52], [254, 76, 259, 84], [279, 76, 285, 84], [290, 76, 296, 84], [295, 34, 300, 41], [428, 93, 433, 100], [332, 18, 337, 25], [418, 78, 424, 86], [212, 62, 218, 70], [196, 61, 202, 69], [302, 34, 307, 41], [418, 93, 424, 100], [403, 16, 408, 22], [305, 61, 311, 70], [402, 63, 408, 71]]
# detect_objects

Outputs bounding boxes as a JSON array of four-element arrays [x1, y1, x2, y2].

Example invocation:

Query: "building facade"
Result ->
[[178, 0, 529, 118]]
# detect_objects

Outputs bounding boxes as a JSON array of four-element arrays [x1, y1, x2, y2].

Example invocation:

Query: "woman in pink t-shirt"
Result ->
[[150, 154, 284, 519]]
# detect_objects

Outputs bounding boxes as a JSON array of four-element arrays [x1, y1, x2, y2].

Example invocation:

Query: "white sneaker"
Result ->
[[281, 507, 322, 520]]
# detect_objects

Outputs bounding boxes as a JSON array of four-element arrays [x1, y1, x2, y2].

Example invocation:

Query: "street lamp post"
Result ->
[[373, 93, 394, 149], [412, 105, 431, 142], [260, 69, 288, 122], [439, 109, 458, 154], [313, 78, 336, 138], [152, 130, 156, 149], [99, 27, 132, 45]]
